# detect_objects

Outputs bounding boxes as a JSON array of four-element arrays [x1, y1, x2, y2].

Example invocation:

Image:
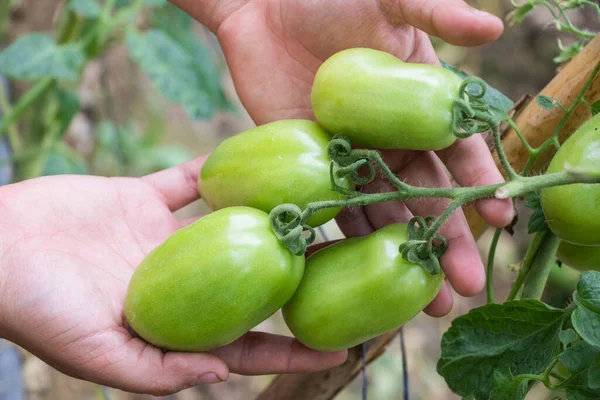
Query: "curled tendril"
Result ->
[[269, 204, 315, 256], [327, 135, 377, 188], [398, 216, 447, 275], [452, 76, 496, 140]]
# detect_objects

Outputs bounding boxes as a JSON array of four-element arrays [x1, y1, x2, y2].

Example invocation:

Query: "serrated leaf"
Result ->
[[0, 34, 85, 81], [126, 29, 215, 120], [489, 368, 532, 400], [525, 192, 548, 233], [561, 341, 600, 400], [438, 300, 566, 400], [536, 95, 557, 110], [68, 0, 102, 18], [441, 60, 514, 121], [572, 272, 600, 347], [591, 101, 600, 117], [560, 329, 580, 347]]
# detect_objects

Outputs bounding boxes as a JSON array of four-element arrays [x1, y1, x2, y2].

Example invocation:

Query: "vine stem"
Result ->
[[521, 233, 561, 300], [507, 231, 546, 301], [486, 228, 502, 304]]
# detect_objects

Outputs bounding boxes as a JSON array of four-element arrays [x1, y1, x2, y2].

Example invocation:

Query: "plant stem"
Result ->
[[0, 78, 55, 138], [487, 228, 502, 304], [507, 231, 546, 301], [0, 79, 22, 153], [521, 233, 561, 300]]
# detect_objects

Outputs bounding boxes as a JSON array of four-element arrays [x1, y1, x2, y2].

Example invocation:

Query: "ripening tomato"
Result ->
[[311, 48, 463, 150], [198, 120, 352, 228], [125, 207, 305, 352], [541, 113, 600, 246], [556, 241, 600, 271], [282, 223, 443, 351]]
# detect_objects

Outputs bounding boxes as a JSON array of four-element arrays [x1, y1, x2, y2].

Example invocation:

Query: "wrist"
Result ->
[[169, 0, 249, 33]]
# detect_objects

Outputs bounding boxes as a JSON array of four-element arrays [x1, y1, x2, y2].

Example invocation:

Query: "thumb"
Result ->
[[87, 338, 229, 396], [380, 0, 504, 46]]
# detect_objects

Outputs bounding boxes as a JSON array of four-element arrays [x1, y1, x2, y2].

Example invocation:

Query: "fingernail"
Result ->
[[197, 373, 222, 384]]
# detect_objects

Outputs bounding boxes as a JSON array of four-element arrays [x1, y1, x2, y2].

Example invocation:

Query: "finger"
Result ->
[[437, 135, 514, 228], [142, 155, 209, 212], [306, 239, 343, 257], [335, 206, 373, 238], [423, 280, 453, 317], [398, 152, 485, 297], [81, 335, 229, 397], [380, 0, 504, 46], [209, 331, 348, 375]]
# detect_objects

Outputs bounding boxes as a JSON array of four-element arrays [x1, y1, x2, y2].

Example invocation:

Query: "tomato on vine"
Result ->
[[198, 120, 352, 228], [557, 240, 600, 271], [541, 113, 600, 246], [125, 207, 305, 352], [311, 48, 463, 150], [282, 223, 443, 352]]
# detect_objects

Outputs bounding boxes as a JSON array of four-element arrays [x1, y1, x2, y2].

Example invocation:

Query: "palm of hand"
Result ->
[[0, 176, 186, 392]]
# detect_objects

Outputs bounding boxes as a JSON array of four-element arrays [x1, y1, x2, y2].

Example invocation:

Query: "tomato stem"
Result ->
[[521, 233, 562, 300], [486, 228, 502, 304]]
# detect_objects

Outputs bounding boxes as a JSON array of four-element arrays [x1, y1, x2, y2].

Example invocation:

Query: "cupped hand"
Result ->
[[0, 161, 346, 396], [174, 0, 515, 315]]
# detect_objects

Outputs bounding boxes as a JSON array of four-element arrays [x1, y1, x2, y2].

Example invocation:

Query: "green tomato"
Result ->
[[199, 120, 351, 228], [282, 223, 443, 352], [311, 48, 462, 150], [541, 113, 600, 246], [125, 207, 305, 352], [556, 240, 600, 271]]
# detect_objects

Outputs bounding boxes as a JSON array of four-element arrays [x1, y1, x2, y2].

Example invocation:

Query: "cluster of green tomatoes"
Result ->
[[122, 47, 600, 354]]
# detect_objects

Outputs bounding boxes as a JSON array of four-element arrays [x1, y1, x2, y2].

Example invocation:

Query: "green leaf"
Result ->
[[116, 0, 166, 7], [560, 329, 580, 347], [0, 34, 85, 81], [510, 1, 540, 24], [68, 0, 102, 18], [554, 39, 585, 64], [591, 101, 600, 117], [561, 341, 600, 400], [489, 368, 533, 400], [525, 192, 549, 234], [440, 60, 514, 121], [53, 88, 81, 140], [42, 143, 87, 176], [133, 146, 192, 174], [437, 300, 567, 400], [572, 272, 600, 347], [536, 95, 557, 110], [126, 29, 215, 120]]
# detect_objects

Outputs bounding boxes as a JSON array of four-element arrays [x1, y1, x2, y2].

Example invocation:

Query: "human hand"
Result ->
[[172, 0, 514, 315], [0, 161, 347, 396]]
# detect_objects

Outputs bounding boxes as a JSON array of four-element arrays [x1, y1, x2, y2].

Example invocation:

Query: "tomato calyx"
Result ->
[[399, 216, 447, 275], [452, 77, 495, 139], [270, 204, 316, 256]]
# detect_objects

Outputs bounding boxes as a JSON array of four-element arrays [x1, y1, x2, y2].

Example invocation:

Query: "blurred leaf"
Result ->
[[440, 60, 514, 120], [525, 192, 548, 234], [53, 88, 81, 140], [591, 101, 600, 117], [134, 146, 192, 174], [572, 271, 600, 347], [152, 4, 233, 111], [509, 1, 540, 24], [116, 0, 167, 8], [438, 300, 566, 400], [68, 0, 102, 18], [42, 143, 87, 175], [0, 34, 85, 81], [126, 29, 215, 120], [536, 95, 557, 110]]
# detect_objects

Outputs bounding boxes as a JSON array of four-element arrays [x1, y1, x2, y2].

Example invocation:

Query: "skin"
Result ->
[[0, 0, 513, 396], [541, 113, 600, 246]]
